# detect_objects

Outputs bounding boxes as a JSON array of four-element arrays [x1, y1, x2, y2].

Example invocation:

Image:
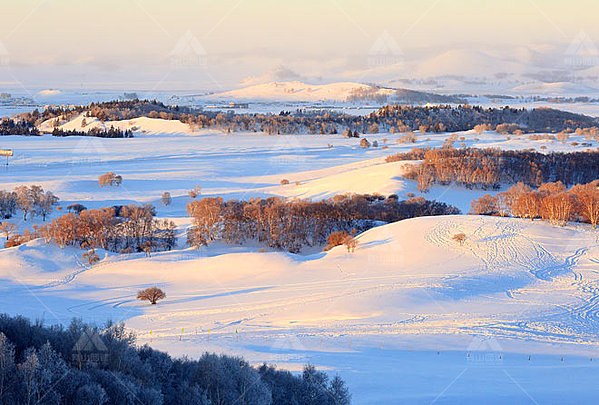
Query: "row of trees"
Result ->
[[0, 185, 58, 221], [10, 99, 599, 137], [7, 204, 177, 254], [0, 314, 350, 405], [52, 127, 133, 138], [0, 118, 39, 136], [470, 180, 599, 226], [187, 194, 459, 252], [388, 148, 599, 192]]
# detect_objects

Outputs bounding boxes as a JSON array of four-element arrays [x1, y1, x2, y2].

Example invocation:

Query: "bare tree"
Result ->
[[0, 222, 16, 241], [137, 287, 166, 305], [344, 236, 358, 253], [161, 192, 172, 206], [188, 185, 202, 199], [452, 233, 467, 246], [35, 191, 59, 221], [14, 186, 34, 220], [470, 194, 498, 215], [571, 181, 599, 228]]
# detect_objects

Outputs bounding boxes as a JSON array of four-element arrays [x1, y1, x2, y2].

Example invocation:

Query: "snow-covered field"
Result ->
[[2, 127, 599, 403]]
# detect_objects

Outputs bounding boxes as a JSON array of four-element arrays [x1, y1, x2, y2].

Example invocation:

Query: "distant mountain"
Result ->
[[508, 81, 599, 97], [204, 81, 466, 104]]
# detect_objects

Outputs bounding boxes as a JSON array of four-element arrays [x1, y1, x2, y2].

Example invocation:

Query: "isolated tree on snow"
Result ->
[[188, 185, 202, 199], [161, 192, 172, 206], [137, 287, 166, 305], [98, 172, 122, 187], [452, 233, 466, 246]]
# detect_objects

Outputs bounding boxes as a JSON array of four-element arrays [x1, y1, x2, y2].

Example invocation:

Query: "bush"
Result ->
[[189, 185, 201, 199], [67, 203, 87, 214], [452, 233, 466, 246], [98, 172, 122, 187], [82, 249, 100, 265], [280, 179, 290, 185], [325, 230, 358, 252], [137, 287, 166, 305], [325, 231, 350, 251]]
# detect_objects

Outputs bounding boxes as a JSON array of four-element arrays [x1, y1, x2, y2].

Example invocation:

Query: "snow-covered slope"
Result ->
[[2, 214, 598, 340], [1, 214, 598, 355], [3, 128, 599, 402], [39, 114, 196, 136]]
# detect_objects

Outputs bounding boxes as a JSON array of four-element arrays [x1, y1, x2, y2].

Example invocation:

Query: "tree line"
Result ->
[[6, 204, 177, 255], [6, 99, 598, 137], [52, 127, 133, 138], [470, 180, 599, 227], [387, 147, 599, 192], [187, 194, 459, 253], [0, 314, 350, 405], [0, 118, 39, 136]]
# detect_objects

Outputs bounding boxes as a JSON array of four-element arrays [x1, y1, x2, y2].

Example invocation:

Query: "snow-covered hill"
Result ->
[[1, 215, 599, 402], [3, 128, 599, 402], [508, 81, 599, 97], [39, 114, 197, 136], [205, 81, 395, 102]]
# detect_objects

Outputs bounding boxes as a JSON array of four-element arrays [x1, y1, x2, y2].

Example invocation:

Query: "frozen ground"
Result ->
[[2, 127, 599, 403]]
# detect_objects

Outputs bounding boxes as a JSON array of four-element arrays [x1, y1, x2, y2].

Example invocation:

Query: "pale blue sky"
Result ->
[[0, 0, 597, 90]]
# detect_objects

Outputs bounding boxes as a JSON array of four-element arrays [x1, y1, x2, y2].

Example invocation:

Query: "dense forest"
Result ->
[[186, 194, 459, 252], [387, 148, 599, 191], [0, 314, 350, 405], [3, 99, 598, 136]]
